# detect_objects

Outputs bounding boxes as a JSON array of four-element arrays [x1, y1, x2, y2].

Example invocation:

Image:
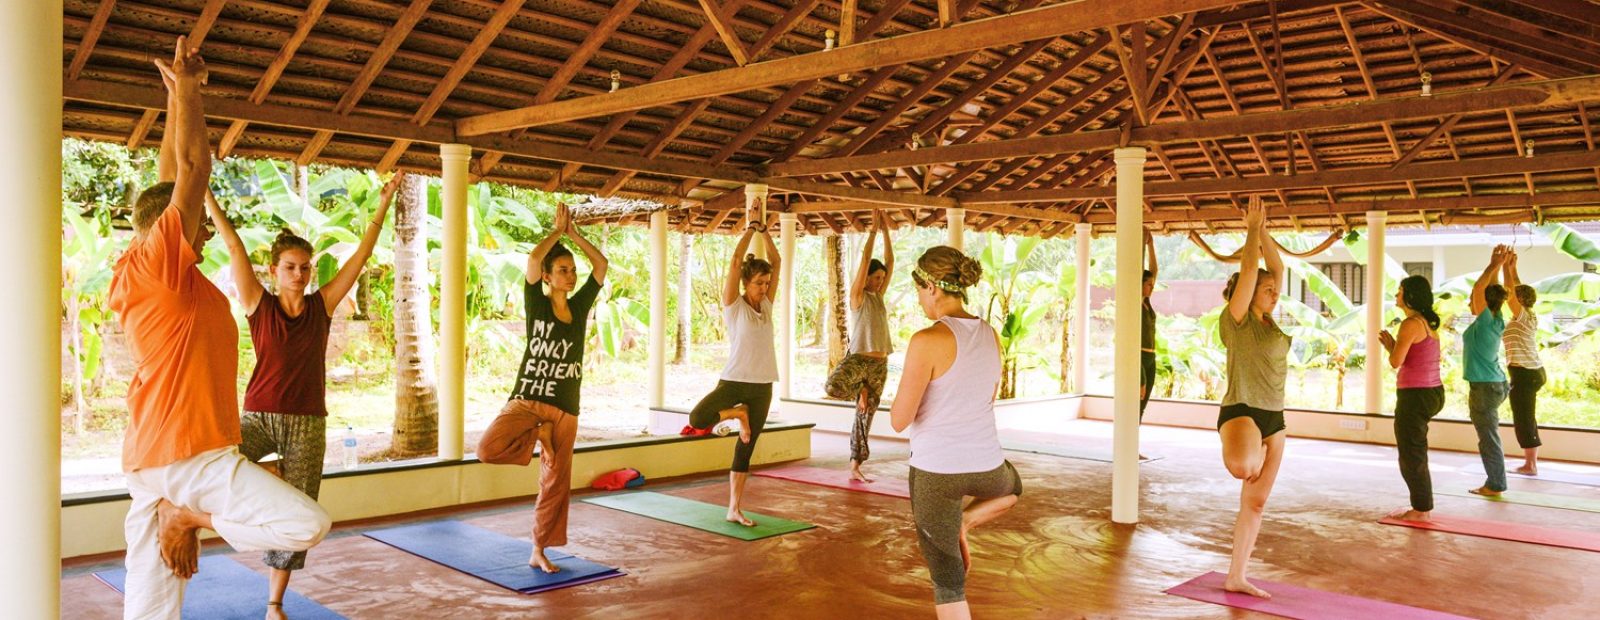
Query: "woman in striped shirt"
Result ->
[[1502, 249, 1546, 475]]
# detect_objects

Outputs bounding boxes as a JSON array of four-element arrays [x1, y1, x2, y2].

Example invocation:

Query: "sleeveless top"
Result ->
[[243, 292, 332, 416], [1397, 327, 1442, 389], [848, 291, 892, 355], [908, 316, 1005, 474], [1503, 311, 1543, 369], [721, 297, 778, 383]]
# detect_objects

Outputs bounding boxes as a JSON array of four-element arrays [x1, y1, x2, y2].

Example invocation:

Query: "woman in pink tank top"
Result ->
[[1379, 275, 1446, 523], [890, 246, 1020, 619], [209, 173, 402, 617]]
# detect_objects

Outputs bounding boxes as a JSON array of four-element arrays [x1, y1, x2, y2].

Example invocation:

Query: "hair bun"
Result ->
[[956, 256, 984, 288]]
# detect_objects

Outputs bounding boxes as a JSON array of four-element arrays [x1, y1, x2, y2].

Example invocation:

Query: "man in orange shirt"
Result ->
[[109, 40, 330, 620]]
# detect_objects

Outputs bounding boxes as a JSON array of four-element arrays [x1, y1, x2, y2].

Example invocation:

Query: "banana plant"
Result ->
[[978, 234, 1047, 399], [62, 206, 118, 433]]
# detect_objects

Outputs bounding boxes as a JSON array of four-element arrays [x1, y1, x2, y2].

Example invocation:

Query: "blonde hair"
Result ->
[[914, 245, 982, 301]]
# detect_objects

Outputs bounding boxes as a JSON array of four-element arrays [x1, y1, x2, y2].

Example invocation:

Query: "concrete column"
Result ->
[[946, 207, 965, 250], [0, 1, 61, 614], [778, 212, 798, 399], [438, 144, 470, 460], [1072, 223, 1091, 394], [648, 210, 668, 409], [746, 184, 769, 260], [1111, 146, 1146, 524], [1432, 243, 1446, 285], [1365, 210, 1387, 415]]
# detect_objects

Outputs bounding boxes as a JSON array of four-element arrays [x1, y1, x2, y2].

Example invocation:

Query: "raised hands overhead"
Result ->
[[152, 37, 213, 247], [1225, 197, 1268, 324], [152, 36, 209, 89], [527, 203, 572, 284], [319, 171, 405, 315]]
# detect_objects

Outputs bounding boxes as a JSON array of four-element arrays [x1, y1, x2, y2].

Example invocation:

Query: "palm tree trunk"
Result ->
[[1059, 309, 1071, 394], [392, 175, 439, 456], [69, 294, 86, 434], [673, 232, 690, 365], [825, 235, 848, 368]]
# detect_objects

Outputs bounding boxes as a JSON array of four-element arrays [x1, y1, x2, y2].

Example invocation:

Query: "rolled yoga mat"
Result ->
[[754, 465, 911, 499], [582, 491, 816, 540], [1436, 488, 1600, 514], [1379, 511, 1600, 552], [1165, 572, 1472, 620], [364, 520, 623, 594], [1509, 469, 1600, 488], [95, 555, 344, 620], [1002, 442, 1164, 463]]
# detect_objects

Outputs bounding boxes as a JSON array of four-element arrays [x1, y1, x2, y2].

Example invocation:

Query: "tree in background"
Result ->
[[392, 174, 439, 455]]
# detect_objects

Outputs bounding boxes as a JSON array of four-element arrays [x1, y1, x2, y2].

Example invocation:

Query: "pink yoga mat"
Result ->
[[1165, 572, 1472, 620], [754, 465, 911, 499], [1379, 511, 1600, 552]]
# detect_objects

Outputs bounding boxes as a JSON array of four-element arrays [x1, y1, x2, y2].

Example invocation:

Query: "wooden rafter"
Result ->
[[1391, 63, 1521, 168], [697, 0, 751, 66], [745, 0, 822, 63], [66, 0, 117, 81], [187, 0, 227, 47]]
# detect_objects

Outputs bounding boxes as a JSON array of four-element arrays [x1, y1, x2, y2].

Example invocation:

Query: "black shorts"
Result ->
[[1217, 403, 1286, 438]]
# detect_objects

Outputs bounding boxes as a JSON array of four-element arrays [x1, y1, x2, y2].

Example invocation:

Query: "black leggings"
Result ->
[[1508, 366, 1546, 449], [909, 461, 1023, 605], [1394, 386, 1445, 512], [1139, 351, 1157, 417], [689, 380, 772, 473]]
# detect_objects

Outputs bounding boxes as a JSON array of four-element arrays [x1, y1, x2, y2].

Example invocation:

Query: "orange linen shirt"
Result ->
[[109, 206, 240, 472]]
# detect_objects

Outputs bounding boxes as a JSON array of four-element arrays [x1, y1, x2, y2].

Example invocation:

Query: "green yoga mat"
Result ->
[[583, 492, 817, 540], [1438, 489, 1600, 514]]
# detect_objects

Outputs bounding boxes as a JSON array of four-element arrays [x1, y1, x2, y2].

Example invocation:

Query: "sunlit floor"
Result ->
[[63, 417, 1600, 619]]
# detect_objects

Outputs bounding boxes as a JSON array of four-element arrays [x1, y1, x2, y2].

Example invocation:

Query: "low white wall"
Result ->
[[772, 395, 1084, 439], [62, 426, 812, 559]]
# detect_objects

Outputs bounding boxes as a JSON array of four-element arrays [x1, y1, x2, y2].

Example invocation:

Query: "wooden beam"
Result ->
[[745, 0, 820, 62], [767, 74, 1600, 176], [1360, 1, 1582, 78], [1113, 24, 1152, 126], [1390, 64, 1521, 168], [62, 78, 760, 185], [840, 0, 858, 46], [297, 130, 334, 166], [957, 150, 1600, 203], [411, 0, 526, 124], [698, 0, 751, 66], [335, 0, 434, 115], [187, 0, 227, 47], [126, 108, 159, 150], [456, 0, 1244, 135], [938, 0, 955, 27], [252, 0, 330, 104], [764, 178, 959, 208], [1083, 190, 1600, 224], [66, 0, 117, 81], [217, 119, 248, 158]]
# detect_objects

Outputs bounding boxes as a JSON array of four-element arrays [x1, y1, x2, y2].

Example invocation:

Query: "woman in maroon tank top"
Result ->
[[208, 172, 402, 618]]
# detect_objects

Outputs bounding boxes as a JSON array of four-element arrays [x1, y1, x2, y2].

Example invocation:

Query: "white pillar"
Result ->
[[1072, 223, 1091, 395], [1431, 243, 1446, 286], [1111, 146, 1146, 524], [648, 210, 668, 409], [946, 207, 965, 250], [778, 212, 798, 399], [1, 1, 61, 614], [438, 144, 470, 460], [1365, 210, 1387, 415], [746, 184, 769, 260]]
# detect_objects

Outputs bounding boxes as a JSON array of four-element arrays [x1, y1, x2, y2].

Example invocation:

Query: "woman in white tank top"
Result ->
[[889, 246, 1021, 619]]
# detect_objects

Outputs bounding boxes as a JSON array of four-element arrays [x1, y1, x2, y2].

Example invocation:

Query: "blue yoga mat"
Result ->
[[95, 555, 343, 620], [364, 520, 623, 594]]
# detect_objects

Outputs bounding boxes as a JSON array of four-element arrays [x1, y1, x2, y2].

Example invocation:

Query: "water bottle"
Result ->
[[342, 426, 358, 470]]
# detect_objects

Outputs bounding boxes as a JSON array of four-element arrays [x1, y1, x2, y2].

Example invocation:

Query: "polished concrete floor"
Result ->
[[63, 419, 1600, 619]]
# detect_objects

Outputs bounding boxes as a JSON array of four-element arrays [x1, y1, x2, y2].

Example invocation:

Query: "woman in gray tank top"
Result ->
[[890, 246, 1021, 618], [825, 211, 894, 483], [1215, 199, 1289, 599]]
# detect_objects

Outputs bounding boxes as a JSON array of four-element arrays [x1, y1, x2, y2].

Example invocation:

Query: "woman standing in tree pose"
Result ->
[[1465, 246, 1512, 497], [1502, 249, 1546, 475], [890, 246, 1020, 620], [1215, 198, 1288, 599], [477, 203, 608, 572], [1381, 275, 1445, 521], [826, 210, 895, 482], [211, 172, 402, 615], [1140, 229, 1159, 419], [686, 217, 780, 526]]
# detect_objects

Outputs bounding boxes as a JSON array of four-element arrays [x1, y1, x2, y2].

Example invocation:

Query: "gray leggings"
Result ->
[[239, 411, 327, 571], [909, 461, 1023, 604]]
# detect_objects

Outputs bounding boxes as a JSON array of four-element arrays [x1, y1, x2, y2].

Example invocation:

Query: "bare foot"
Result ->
[[726, 406, 752, 444], [265, 602, 286, 620], [849, 463, 873, 483], [1223, 576, 1272, 599], [529, 548, 560, 574], [1396, 509, 1431, 522], [156, 499, 200, 579], [1514, 463, 1537, 476], [725, 510, 755, 527], [1469, 486, 1503, 497], [259, 460, 283, 479]]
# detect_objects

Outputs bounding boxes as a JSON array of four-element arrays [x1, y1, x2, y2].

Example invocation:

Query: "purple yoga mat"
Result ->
[[1165, 572, 1472, 620], [753, 465, 911, 499], [1379, 511, 1600, 552], [1510, 469, 1600, 488]]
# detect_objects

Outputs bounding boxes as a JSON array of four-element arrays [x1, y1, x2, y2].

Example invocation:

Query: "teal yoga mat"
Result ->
[[1003, 442, 1164, 463], [1437, 488, 1600, 514], [582, 492, 816, 540]]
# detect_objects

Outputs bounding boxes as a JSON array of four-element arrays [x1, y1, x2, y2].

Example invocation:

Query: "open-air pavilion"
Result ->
[[8, 0, 1600, 617]]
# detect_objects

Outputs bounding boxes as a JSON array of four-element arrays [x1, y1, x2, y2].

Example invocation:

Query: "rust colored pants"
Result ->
[[477, 399, 578, 548]]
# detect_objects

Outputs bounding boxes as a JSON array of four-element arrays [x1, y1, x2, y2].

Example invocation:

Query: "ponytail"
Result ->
[[1399, 275, 1440, 330]]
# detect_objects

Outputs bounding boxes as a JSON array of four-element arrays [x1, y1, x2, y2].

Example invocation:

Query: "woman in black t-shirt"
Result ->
[[477, 203, 608, 573]]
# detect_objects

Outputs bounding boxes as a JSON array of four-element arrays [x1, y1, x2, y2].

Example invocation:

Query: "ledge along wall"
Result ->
[[62, 425, 812, 559]]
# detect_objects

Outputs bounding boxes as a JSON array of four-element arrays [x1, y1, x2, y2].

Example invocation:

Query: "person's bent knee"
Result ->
[[1224, 458, 1257, 481], [276, 502, 332, 551]]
